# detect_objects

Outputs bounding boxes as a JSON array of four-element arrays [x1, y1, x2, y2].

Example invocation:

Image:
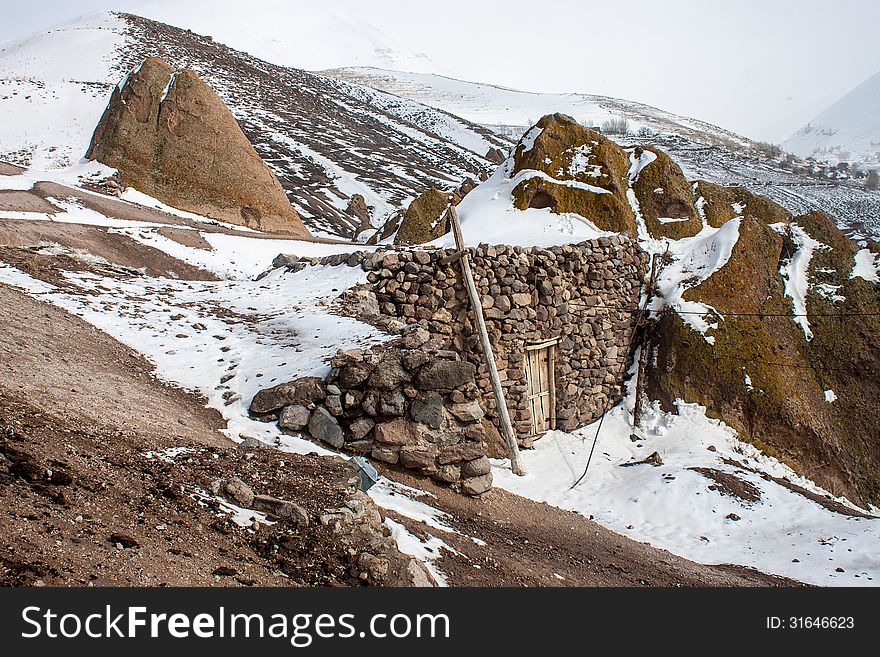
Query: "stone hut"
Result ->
[[252, 235, 648, 495]]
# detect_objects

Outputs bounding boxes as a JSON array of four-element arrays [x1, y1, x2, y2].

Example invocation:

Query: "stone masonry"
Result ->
[[256, 234, 647, 495]]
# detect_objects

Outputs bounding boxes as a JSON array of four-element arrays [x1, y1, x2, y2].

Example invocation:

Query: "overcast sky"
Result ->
[[2, 0, 878, 142]]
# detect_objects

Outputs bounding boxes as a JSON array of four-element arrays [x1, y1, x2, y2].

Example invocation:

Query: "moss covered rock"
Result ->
[[510, 113, 637, 234], [693, 180, 791, 228], [646, 212, 880, 506], [393, 188, 458, 246], [631, 147, 702, 240]]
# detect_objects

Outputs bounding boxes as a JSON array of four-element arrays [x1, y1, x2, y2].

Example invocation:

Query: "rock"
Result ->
[[345, 287, 380, 319], [485, 147, 505, 164], [510, 113, 636, 235], [371, 445, 400, 464], [348, 417, 375, 441], [86, 58, 308, 236], [400, 444, 439, 470], [325, 395, 344, 416], [415, 360, 476, 390], [433, 464, 461, 483], [630, 146, 701, 239], [278, 404, 310, 431], [449, 401, 484, 423], [308, 407, 345, 448], [481, 419, 508, 459], [461, 472, 493, 496], [374, 418, 418, 446], [367, 357, 411, 390], [251, 377, 326, 414], [236, 437, 265, 451], [409, 393, 445, 429], [223, 476, 254, 507], [379, 391, 406, 416], [252, 495, 309, 526], [394, 188, 455, 246], [339, 362, 373, 388], [388, 558, 437, 587], [461, 456, 491, 478], [512, 292, 532, 307], [357, 552, 390, 581], [108, 532, 139, 549], [438, 442, 484, 464], [400, 327, 431, 348], [345, 193, 371, 231], [401, 349, 431, 371], [212, 566, 237, 576]]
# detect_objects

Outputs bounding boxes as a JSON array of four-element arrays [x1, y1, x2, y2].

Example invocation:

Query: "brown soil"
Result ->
[[157, 226, 213, 250], [0, 220, 219, 281], [377, 465, 802, 587], [0, 190, 59, 213], [0, 284, 399, 587], [0, 276, 803, 588], [689, 467, 762, 504], [0, 161, 24, 176]]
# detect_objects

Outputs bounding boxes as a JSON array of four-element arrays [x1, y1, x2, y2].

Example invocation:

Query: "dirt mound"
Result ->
[[86, 58, 309, 236], [631, 146, 702, 239], [510, 114, 637, 234]]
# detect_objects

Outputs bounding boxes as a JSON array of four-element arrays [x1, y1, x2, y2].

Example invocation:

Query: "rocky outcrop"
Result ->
[[393, 188, 459, 246], [87, 58, 309, 236], [346, 194, 372, 234], [630, 147, 702, 239], [693, 180, 791, 228], [646, 210, 880, 506], [510, 113, 638, 234]]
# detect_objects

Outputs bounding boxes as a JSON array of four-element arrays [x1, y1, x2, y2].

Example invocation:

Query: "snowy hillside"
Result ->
[[328, 67, 880, 241], [0, 13, 126, 169], [0, 12, 507, 237], [783, 71, 880, 168], [135, 0, 446, 75], [325, 67, 754, 148]]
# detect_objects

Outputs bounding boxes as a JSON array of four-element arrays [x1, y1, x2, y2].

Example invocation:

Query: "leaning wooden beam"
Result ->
[[448, 205, 525, 476]]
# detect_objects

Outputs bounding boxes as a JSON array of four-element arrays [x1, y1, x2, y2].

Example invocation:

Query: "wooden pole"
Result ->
[[448, 206, 525, 476], [629, 254, 657, 442]]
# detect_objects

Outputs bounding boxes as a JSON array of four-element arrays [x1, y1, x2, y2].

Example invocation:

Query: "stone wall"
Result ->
[[334, 235, 648, 438], [257, 235, 646, 494], [251, 334, 494, 495]]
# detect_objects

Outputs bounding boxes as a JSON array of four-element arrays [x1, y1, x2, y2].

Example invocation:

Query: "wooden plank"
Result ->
[[525, 337, 559, 351], [448, 205, 525, 476], [548, 345, 557, 430]]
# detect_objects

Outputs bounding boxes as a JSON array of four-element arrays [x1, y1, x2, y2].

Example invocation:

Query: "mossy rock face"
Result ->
[[693, 180, 791, 228], [393, 188, 457, 246], [510, 113, 636, 234], [646, 213, 880, 506], [511, 176, 637, 234], [631, 147, 702, 240]]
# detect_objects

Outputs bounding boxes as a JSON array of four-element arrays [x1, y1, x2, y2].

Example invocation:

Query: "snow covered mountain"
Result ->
[[324, 67, 757, 149], [783, 71, 880, 168], [134, 0, 447, 75], [327, 67, 880, 241], [0, 12, 506, 237]]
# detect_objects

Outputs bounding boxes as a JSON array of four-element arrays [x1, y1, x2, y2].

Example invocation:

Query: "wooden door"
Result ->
[[525, 341, 556, 437]]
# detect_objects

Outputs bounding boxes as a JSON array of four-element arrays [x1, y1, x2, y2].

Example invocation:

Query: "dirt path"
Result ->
[[379, 466, 803, 587]]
